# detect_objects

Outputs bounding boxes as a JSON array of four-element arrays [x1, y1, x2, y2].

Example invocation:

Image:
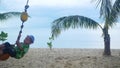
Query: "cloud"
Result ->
[[1, 0, 25, 11], [1, 0, 93, 11], [29, 0, 92, 8]]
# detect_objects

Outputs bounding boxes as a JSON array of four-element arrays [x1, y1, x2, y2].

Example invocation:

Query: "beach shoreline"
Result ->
[[0, 48, 120, 68]]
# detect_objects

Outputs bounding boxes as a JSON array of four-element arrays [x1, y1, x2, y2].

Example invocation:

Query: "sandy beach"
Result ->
[[0, 48, 120, 68]]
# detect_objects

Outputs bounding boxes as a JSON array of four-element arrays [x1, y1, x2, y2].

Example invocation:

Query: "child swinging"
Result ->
[[0, 35, 34, 60], [0, 0, 35, 60]]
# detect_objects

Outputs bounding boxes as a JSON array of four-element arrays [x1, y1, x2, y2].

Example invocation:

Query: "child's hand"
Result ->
[[16, 40, 19, 45], [16, 41, 23, 51]]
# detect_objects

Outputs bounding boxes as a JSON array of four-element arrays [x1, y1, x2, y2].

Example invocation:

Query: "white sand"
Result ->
[[0, 48, 120, 68]]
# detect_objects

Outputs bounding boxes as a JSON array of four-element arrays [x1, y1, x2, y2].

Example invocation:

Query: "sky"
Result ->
[[0, 0, 120, 49]]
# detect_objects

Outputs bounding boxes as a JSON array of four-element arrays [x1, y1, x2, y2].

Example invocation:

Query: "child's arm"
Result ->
[[16, 34, 23, 51], [16, 41, 23, 51]]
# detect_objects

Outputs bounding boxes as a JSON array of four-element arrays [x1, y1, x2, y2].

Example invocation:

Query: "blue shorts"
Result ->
[[2, 42, 16, 57]]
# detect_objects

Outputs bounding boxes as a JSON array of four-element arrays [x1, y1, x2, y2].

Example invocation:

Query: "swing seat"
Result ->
[[0, 54, 10, 61]]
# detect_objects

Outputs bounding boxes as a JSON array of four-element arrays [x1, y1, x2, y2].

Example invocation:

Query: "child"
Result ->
[[0, 35, 34, 59]]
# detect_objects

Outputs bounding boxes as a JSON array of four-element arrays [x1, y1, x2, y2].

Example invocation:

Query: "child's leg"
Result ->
[[2, 42, 16, 57], [0, 44, 6, 56], [0, 42, 11, 49], [0, 44, 5, 49], [0, 42, 16, 58], [0, 48, 4, 56]]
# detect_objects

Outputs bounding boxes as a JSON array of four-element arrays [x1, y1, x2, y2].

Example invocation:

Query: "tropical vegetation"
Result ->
[[0, 12, 21, 21], [0, 31, 8, 43], [51, 0, 120, 56]]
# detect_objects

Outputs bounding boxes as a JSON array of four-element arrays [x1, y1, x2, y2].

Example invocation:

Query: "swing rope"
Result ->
[[25, 0, 29, 12], [16, 0, 29, 43]]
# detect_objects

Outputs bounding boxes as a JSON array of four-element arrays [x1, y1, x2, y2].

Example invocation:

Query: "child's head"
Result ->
[[24, 35, 35, 45]]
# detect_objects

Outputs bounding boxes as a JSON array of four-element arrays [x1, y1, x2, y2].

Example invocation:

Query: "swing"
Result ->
[[0, 0, 29, 61]]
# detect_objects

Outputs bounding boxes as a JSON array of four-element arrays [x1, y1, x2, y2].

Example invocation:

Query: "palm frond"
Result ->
[[109, 0, 120, 26], [96, 0, 112, 19], [0, 12, 21, 20], [52, 15, 102, 38]]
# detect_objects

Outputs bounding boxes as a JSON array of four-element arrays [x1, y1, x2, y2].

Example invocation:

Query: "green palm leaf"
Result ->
[[0, 31, 8, 43], [0, 12, 21, 20], [109, 0, 120, 25], [52, 15, 102, 38], [96, 0, 112, 19]]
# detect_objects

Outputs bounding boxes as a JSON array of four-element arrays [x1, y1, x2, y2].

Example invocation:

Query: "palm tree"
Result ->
[[0, 0, 21, 21], [51, 0, 120, 56], [0, 12, 21, 21]]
